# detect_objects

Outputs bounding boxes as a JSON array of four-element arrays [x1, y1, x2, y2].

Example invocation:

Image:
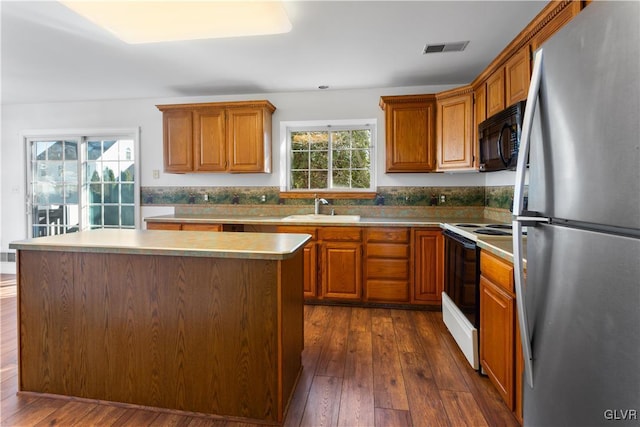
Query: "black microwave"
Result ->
[[478, 101, 526, 172]]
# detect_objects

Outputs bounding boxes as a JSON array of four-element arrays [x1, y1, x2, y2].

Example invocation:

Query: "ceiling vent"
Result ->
[[422, 41, 469, 54]]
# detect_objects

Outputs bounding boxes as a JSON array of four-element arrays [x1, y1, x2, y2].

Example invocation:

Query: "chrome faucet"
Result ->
[[314, 195, 329, 215]]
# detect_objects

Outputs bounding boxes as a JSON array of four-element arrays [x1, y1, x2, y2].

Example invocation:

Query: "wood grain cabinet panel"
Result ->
[[163, 110, 193, 173], [278, 225, 318, 299], [193, 108, 226, 172], [321, 241, 362, 300], [364, 228, 411, 303], [480, 275, 515, 410], [436, 88, 475, 171], [505, 45, 531, 107], [379, 95, 437, 172], [146, 222, 182, 230], [157, 101, 275, 174], [181, 223, 223, 232], [486, 68, 506, 118], [411, 229, 444, 304]]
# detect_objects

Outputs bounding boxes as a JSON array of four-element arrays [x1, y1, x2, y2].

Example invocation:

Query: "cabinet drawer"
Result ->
[[319, 227, 362, 241], [367, 259, 409, 280], [147, 222, 181, 230], [182, 223, 222, 232], [366, 228, 409, 243], [277, 226, 317, 241], [365, 280, 410, 302], [480, 251, 514, 293], [366, 243, 409, 259]]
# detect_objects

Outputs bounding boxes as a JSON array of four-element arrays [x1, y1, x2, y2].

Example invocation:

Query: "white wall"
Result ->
[[1, 84, 516, 266]]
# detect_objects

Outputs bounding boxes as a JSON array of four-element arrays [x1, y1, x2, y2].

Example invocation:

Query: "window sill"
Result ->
[[279, 191, 377, 200]]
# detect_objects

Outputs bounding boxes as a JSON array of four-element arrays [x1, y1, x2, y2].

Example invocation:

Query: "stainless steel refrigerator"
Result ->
[[512, 1, 640, 426]]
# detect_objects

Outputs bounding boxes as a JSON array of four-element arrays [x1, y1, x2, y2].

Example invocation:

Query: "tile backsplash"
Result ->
[[142, 185, 515, 221]]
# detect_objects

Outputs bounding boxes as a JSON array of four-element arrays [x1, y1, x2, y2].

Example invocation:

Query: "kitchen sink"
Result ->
[[283, 214, 361, 222]]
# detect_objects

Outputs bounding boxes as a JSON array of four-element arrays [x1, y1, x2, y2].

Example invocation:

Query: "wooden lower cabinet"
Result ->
[[146, 222, 221, 231], [319, 227, 362, 301], [278, 226, 318, 299], [479, 250, 524, 420], [364, 227, 410, 303], [412, 228, 444, 304]]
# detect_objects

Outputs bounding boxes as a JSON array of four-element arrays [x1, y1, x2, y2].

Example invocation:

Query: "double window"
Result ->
[[282, 120, 376, 192], [25, 129, 139, 237]]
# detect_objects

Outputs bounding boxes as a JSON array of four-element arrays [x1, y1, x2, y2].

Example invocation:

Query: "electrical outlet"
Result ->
[[440, 194, 446, 203], [203, 194, 208, 201], [152, 169, 160, 179], [261, 195, 266, 202]]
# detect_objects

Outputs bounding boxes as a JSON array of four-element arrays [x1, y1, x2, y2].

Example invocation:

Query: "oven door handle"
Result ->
[[443, 230, 477, 250]]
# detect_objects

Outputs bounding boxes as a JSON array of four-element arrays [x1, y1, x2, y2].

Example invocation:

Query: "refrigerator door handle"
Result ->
[[513, 48, 544, 389]]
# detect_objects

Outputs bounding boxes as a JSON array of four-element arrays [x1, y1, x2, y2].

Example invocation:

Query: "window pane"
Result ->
[[310, 171, 327, 189], [120, 165, 134, 182], [64, 141, 78, 160], [87, 162, 101, 181], [351, 149, 369, 169], [64, 161, 78, 183], [332, 150, 350, 169], [119, 140, 134, 160], [104, 183, 119, 203], [291, 170, 309, 189], [332, 131, 351, 149], [121, 184, 134, 204], [89, 206, 102, 226], [352, 130, 371, 148], [49, 185, 64, 204], [65, 184, 78, 204], [291, 151, 309, 170], [352, 169, 370, 188], [309, 131, 328, 150], [291, 131, 309, 150], [90, 184, 102, 203], [102, 163, 119, 181], [333, 169, 350, 187], [48, 142, 63, 160], [121, 206, 135, 227], [310, 150, 328, 170], [104, 206, 119, 226], [88, 141, 102, 160]]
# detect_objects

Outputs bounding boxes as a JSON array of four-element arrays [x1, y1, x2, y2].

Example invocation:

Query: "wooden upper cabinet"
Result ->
[[486, 68, 506, 117], [436, 87, 474, 171], [157, 100, 275, 174], [505, 45, 531, 107], [227, 107, 271, 173], [193, 108, 226, 172], [163, 110, 193, 173], [379, 95, 437, 172]]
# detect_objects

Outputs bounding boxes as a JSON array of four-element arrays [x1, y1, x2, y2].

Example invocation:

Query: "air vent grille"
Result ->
[[423, 41, 469, 54]]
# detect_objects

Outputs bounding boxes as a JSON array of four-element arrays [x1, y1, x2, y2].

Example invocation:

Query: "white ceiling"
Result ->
[[1, 1, 547, 105]]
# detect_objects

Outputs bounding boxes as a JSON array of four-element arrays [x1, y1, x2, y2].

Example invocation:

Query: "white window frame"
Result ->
[[22, 128, 141, 236], [279, 119, 376, 192]]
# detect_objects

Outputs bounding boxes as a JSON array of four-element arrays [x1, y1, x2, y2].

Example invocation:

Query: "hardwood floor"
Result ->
[[0, 274, 518, 426]]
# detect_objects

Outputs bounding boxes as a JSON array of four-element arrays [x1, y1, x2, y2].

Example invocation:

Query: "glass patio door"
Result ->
[[28, 139, 80, 237]]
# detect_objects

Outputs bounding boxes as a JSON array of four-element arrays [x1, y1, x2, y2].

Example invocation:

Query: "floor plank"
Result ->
[[1, 279, 520, 427]]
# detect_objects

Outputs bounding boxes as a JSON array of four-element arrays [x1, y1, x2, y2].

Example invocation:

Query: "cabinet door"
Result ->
[[480, 276, 515, 410], [193, 109, 226, 172], [505, 46, 531, 106], [302, 243, 318, 298], [163, 110, 193, 172], [436, 92, 474, 170], [384, 101, 437, 172], [486, 68, 506, 117], [321, 241, 362, 300], [226, 108, 268, 173], [412, 229, 444, 304]]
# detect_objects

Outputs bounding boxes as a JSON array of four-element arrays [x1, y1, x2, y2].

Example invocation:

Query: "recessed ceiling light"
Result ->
[[60, 1, 292, 44]]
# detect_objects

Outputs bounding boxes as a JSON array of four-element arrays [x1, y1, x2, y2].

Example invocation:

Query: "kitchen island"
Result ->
[[9, 229, 310, 424]]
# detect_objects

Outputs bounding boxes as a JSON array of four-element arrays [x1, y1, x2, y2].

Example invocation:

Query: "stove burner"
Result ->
[[455, 224, 483, 228], [485, 224, 512, 229], [474, 228, 511, 236]]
